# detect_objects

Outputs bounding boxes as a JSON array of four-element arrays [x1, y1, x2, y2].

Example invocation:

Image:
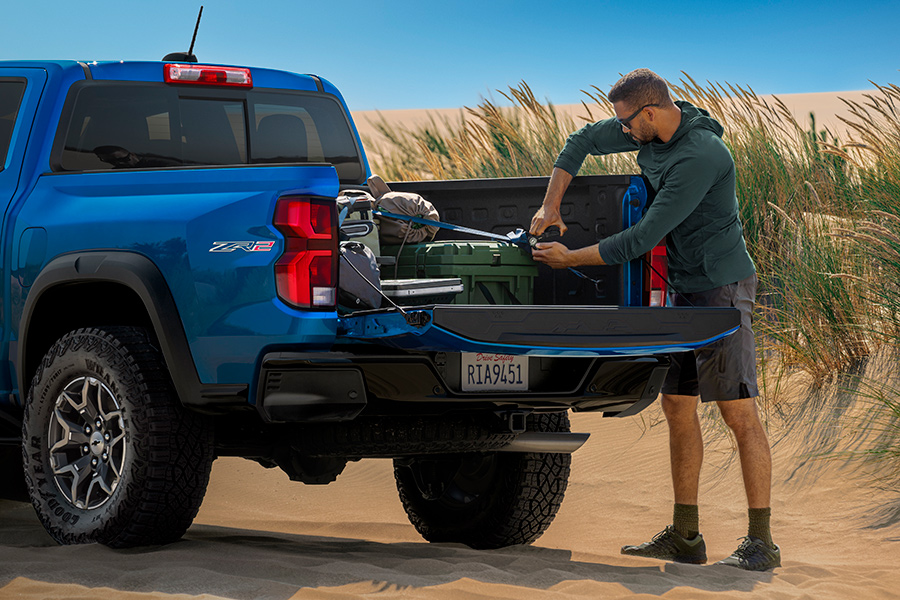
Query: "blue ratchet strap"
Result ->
[[372, 209, 530, 247]]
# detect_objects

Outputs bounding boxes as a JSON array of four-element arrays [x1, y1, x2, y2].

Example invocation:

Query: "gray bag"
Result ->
[[367, 174, 439, 244], [339, 241, 382, 310], [376, 192, 440, 244]]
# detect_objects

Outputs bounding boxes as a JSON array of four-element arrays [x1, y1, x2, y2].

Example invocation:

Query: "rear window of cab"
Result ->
[[51, 81, 365, 184]]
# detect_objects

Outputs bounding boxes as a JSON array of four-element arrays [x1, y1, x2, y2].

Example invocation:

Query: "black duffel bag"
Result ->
[[339, 241, 382, 310]]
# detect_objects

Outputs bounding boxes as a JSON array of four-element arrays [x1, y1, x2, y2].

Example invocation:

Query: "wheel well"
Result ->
[[23, 281, 156, 390]]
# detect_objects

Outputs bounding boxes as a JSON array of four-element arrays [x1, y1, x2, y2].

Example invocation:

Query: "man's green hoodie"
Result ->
[[554, 100, 755, 294]]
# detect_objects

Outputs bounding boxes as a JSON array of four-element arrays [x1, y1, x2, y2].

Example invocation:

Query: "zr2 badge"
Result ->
[[209, 241, 276, 253]]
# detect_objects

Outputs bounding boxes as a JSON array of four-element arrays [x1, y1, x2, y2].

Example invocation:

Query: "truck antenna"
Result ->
[[188, 6, 203, 57], [162, 6, 203, 62]]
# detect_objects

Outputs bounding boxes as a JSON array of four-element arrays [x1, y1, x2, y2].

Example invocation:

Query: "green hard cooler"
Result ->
[[380, 241, 538, 305]]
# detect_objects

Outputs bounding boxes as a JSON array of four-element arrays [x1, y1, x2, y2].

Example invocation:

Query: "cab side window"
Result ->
[[0, 80, 26, 170]]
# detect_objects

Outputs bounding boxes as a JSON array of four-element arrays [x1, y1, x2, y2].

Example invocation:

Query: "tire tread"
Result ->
[[394, 412, 571, 549], [23, 326, 213, 548]]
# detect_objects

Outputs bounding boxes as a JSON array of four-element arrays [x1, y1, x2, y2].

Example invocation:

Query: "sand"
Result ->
[[2, 91, 899, 599]]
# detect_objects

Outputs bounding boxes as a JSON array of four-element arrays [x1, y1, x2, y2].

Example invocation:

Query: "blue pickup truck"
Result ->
[[0, 58, 739, 550]]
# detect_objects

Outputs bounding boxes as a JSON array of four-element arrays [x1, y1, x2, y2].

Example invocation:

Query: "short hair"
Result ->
[[608, 69, 674, 109]]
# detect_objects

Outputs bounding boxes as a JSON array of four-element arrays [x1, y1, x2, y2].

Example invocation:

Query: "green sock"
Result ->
[[673, 503, 699, 539], [748, 507, 774, 547]]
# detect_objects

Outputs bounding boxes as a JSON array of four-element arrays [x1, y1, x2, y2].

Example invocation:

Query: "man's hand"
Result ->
[[530, 206, 568, 237], [531, 241, 572, 269], [530, 167, 573, 236], [532, 242, 608, 269]]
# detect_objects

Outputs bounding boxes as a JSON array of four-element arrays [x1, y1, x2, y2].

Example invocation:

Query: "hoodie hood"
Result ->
[[665, 100, 724, 145]]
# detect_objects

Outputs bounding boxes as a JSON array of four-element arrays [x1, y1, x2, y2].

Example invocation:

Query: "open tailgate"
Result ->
[[337, 305, 740, 356]]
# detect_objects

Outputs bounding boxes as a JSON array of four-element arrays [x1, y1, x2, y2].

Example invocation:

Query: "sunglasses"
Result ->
[[617, 104, 658, 129]]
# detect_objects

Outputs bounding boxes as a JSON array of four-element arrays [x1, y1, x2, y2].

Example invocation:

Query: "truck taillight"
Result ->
[[164, 64, 252, 87], [644, 242, 668, 307], [273, 196, 338, 310]]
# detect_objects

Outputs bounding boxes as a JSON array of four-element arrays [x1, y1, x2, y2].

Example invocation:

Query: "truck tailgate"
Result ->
[[337, 305, 740, 356]]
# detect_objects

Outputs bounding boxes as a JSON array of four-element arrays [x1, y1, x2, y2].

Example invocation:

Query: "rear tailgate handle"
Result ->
[[337, 309, 434, 339]]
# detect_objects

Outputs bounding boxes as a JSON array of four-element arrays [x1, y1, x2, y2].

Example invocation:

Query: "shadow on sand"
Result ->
[[0, 498, 773, 599]]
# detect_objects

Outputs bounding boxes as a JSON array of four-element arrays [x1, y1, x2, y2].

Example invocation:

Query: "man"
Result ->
[[529, 68, 780, 571]]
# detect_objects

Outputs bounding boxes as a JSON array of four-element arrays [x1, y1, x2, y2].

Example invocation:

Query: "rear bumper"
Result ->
[[254, 305, 737, 422], [256, 349, 669, 423]]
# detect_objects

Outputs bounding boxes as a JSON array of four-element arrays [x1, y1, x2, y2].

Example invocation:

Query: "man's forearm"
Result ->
[[531, 167, 575, 235], [531, 241, 607, 269], [543, 167, 574, 210], [564, 243, 607, 267]]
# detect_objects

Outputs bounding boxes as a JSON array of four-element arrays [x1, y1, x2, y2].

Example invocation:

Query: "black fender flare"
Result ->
[[18, 251, 247, 411]]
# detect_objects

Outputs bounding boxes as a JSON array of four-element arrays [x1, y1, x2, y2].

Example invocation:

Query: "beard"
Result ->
[[630, 122, 658, 145]]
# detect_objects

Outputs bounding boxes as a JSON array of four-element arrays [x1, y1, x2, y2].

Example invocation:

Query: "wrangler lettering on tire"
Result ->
[[22, 327, 214, 548]]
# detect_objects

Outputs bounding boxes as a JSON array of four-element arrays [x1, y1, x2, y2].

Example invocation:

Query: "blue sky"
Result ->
[[4, 0, 898, 111]]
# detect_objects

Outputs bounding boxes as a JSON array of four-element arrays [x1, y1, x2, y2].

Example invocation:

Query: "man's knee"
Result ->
[[716, 397, 762, 434], [661, 393, 699, 421]]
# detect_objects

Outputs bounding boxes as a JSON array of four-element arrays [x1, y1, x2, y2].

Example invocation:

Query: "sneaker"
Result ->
[[620, 525, 707, 564], [716, 537, 781, 571]]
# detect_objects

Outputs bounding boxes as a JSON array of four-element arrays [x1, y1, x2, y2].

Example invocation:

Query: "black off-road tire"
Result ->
[[22, 326, 214, 548], [394, 411, 572, 549]]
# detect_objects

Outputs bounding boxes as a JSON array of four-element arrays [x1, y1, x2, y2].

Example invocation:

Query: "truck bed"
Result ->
[[387, 175, 650, 306]]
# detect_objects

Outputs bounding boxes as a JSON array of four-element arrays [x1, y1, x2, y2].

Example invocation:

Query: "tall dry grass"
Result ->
[[362, 77, 900, 388], [365, 82, 637, 181]]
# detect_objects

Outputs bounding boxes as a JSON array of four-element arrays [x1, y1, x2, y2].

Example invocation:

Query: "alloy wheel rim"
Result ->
[[47, 376, 127, 510]]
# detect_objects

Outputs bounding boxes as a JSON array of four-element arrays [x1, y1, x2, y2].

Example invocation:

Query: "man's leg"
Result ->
[[715, 396, 781, 570], [620, 393, 708, 564], [715, 397, 770, 509], [661, 393, 703, 506]]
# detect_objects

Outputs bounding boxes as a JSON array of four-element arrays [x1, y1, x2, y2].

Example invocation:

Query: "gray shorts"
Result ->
[[661, 274, 759, 401]]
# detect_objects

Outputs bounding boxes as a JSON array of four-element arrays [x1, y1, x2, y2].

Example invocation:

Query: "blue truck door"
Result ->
[[1, 67, 48, 403]]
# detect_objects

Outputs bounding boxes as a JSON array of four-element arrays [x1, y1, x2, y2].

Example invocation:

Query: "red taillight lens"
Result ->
[[275, 200, 334, 240], [164, 64, 253, 87], [646, 243, 668, 307], [274, 196, 338, 309]]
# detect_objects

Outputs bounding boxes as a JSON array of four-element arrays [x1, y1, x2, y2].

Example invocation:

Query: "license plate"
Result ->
[[461, 353, 528, 391]]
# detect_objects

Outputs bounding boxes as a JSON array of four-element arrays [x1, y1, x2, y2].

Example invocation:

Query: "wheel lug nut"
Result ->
[[95, 419, 102, 429], [82, 445, 90, 454], [104, 433, 111, 441], [102, 452, 108, 461], [85, 425, 92, 434], [91, 458, 98, 467]]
